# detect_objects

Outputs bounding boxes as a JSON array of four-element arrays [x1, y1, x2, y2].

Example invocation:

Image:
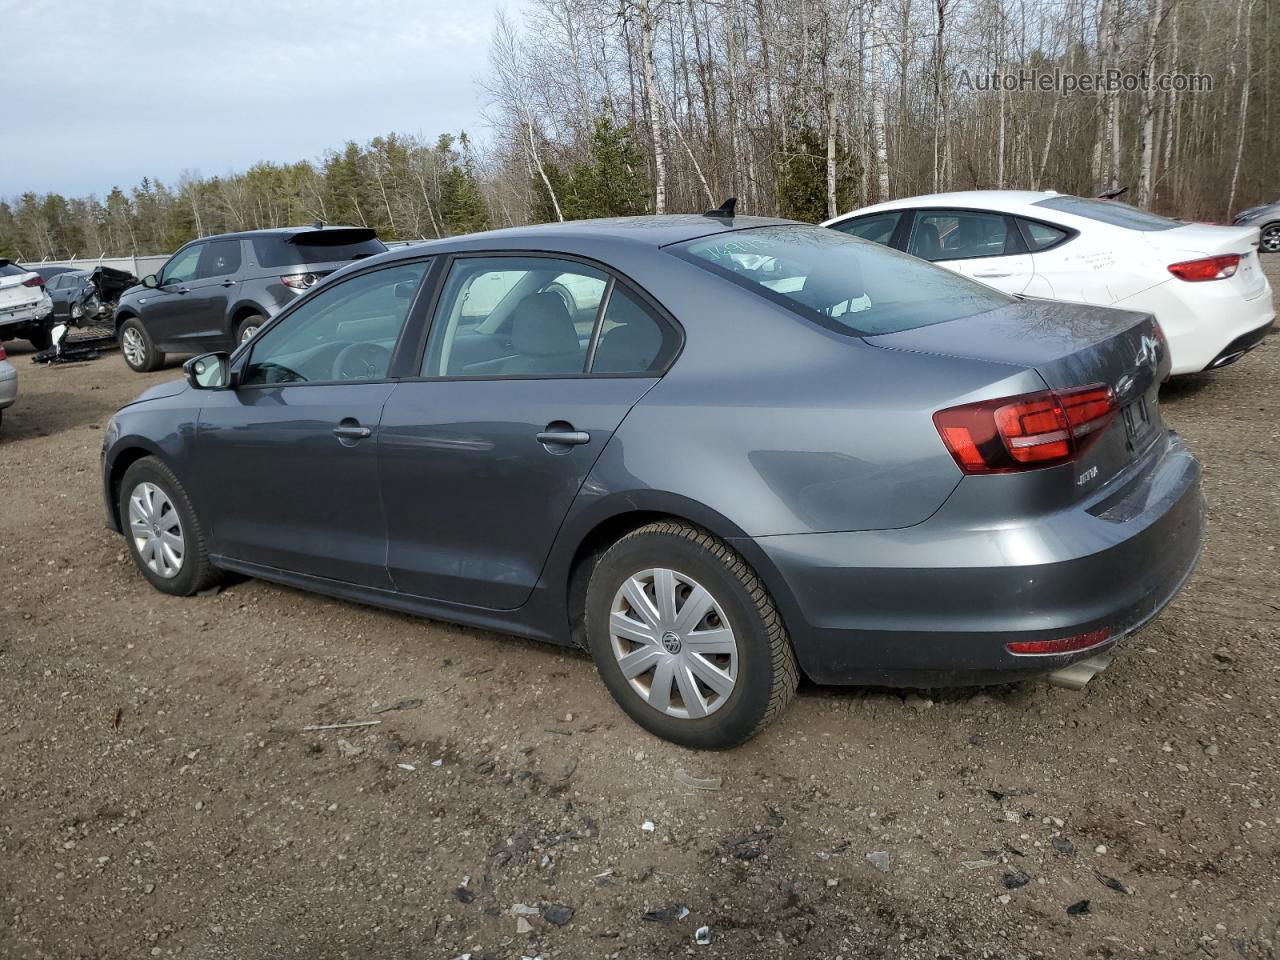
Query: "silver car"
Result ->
[[0, 344, 17, 425], [1235, 199, 1280, 253]]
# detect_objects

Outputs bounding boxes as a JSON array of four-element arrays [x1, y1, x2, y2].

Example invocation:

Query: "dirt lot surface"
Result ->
[[2, 263, 1278, 960]]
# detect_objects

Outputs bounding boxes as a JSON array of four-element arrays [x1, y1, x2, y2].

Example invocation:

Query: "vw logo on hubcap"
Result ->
[[661, 631, 683, 654]]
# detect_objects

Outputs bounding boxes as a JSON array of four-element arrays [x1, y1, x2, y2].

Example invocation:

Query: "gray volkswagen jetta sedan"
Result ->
[[101, 214, 1204, 748]]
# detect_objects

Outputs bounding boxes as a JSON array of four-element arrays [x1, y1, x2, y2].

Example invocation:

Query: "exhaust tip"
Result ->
[[1046, 654, 1113, 691]]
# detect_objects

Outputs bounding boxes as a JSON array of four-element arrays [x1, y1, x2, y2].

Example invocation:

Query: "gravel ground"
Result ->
[[1, 263, 1277, 960]]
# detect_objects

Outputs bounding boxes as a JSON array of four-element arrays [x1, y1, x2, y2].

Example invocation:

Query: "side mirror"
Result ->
[[142, 274, 159, 289], [183, 352, 231, 390], [394, 280, 417, 300]]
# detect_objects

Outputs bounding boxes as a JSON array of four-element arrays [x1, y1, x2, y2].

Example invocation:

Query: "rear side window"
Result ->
[[1032, 196, 1179, 231], [252, 230, 388, 268], [830, 212, 901, 246], [909, 210, 1013, 261], [674, 224, 1012, 336], [196, 239, 243, 279], [1019, 219, 1071, 251], [591, 287, 680, 374]]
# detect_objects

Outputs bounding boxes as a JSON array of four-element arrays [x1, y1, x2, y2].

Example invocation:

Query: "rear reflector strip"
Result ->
[[1007, 629, 1112, 656]]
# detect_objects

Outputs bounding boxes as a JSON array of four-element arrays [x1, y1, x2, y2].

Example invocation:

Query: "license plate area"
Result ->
[[1122, 397, 1153, 449]]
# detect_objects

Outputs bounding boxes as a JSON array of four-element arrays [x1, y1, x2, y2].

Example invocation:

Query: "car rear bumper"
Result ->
[[750, 432, 1204, 686], [0, 296, 53, 331]]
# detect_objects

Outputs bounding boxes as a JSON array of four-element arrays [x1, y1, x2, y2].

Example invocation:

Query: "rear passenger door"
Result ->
[[906, 209, 1035, 295], [378, 254, 680, 609], [183, 239, 244, 349]]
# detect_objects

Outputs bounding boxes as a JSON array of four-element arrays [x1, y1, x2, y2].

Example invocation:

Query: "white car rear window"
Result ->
[[1033, 196, 1179, 231]]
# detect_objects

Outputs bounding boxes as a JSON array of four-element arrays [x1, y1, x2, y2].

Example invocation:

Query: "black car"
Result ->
[[113, 225, 387, 372], [47, 266, 136, 325]]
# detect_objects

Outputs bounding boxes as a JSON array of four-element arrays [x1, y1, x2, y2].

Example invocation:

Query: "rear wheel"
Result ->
[[27, 327, 52, 351], [585, 520, 799, 749], [118, 457, 221, 596], [236, 314, 266, 345], [119, 318, 164, 372]]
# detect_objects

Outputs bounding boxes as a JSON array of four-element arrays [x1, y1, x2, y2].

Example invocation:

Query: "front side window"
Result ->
[[160, 245, 202, 286], [830, 211, 902, 246], [423, 257, 607, 377], [1032, 195, 1179, 231], [909, 210, 1013, 261], [675, 224, 1012, 336], [242, 261, 428, 385], [196, 239, 242, 279]]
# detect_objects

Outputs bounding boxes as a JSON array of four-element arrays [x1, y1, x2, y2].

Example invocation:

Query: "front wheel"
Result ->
[[119, 318, 164, 372], [118, 456, 221, 596], [1261, 224, 1280, 254], [585, 521, 799, 749]]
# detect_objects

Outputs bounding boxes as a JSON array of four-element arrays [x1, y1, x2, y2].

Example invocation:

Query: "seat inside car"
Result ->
[[913, 222, 943, 259], [592, 295, 662, 373], [496, 291, 583, 374]]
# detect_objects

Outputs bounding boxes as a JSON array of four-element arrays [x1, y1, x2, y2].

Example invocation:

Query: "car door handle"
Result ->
[[536, 430, 591, 446], [972, 270, 1013, 278], [220, 280, 236, 287], [333, 425, 372, 440], [175, 287, 190, 294]]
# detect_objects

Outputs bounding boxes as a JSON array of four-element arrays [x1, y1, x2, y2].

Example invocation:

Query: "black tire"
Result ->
[[1261, 224, 1280, 255], [118, 456, 222, 597], [584, 520, 799, 749], [235, 314, 267, 346], [26, 327, 52, 351], [119, 317, 164, 372]]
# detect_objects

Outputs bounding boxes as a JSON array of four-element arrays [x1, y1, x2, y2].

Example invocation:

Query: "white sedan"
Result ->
[[825, 190, 1275, 375]]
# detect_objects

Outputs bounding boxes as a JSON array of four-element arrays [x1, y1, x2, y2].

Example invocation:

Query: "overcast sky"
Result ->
[[1, 0, 518, 199]]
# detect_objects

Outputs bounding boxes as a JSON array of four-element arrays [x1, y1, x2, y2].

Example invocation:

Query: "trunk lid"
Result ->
[[866, 299, 1168, 497], [0, 273, 41, 311], [1147, 222, 1267, 300]]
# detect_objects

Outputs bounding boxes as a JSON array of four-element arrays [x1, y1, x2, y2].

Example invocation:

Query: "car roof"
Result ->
[[186, 225, 373, 241], [825, 190, 1067, 223], [369, 214, 796, 264]]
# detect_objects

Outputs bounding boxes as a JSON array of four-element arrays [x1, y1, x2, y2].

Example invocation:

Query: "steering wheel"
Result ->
[[331, 341, 391, 381]]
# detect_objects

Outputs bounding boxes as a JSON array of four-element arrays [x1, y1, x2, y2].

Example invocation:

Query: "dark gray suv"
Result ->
[[114, 225, 387, 371]]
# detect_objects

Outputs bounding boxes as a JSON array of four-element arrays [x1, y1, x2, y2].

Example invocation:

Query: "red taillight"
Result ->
[[21, 274, 44, 288], [1007, 629, 1111, 655], [281, 273, 318, 290], [0, 344, 7, 361], [1167, 254, 1241, 281], [934, 384, 1116, 474]]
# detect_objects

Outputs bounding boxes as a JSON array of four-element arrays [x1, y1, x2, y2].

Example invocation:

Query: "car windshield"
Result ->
[[673, 224, 1012, 336], [1032, 195, 1180, 231]]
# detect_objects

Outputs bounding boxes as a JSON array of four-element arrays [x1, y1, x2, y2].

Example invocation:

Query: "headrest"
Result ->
[[511, 292, 579, 356]]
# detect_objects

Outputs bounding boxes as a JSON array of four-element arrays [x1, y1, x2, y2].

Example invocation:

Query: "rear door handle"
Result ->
[[220, 280, 236, 287], [536, 430, 591, 446], [972, 271, 1013, 278]]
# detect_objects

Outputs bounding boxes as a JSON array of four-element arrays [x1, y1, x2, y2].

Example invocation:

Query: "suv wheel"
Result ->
[[119, 318, 164, 372], [119, 457, 221, 596], [585, 520, 799, 749], [236, 314, 266, 345]]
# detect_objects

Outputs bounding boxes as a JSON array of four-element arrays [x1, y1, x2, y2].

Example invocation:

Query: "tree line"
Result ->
[[3, 0, 1275, 261]]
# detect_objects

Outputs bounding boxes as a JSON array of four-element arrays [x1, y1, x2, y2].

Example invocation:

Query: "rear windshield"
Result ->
[[1032, 196, 1179, 231], [252, 230, 387, 268], [673, 224, 1012, 336], [0, 263, 28, 277]]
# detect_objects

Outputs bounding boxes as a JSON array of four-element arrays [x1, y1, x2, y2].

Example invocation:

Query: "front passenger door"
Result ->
[[194, 260, 431, 587], [144, 243, 204, 349]]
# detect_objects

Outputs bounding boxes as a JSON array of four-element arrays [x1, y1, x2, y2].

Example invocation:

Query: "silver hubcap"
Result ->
[[1262, 228, 1280, 253], [609, 568, 738, 719], [127, 481, 185, 579], [240, 325, 259, 343], [122, 327, 146, 367]]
